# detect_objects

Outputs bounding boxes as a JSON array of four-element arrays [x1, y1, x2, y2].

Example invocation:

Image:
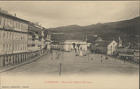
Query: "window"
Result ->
[[20, 23, 22, 30], [7, 18, 10, 27], [10, 19, 13, 28], [16, 22, 18, 29], [7, 31, 8, 39], [14, 44, 16, 51], [5, 44, 7, 51], [0, 16, 2, 25], [17, 22, 19, 30], [3, 44, 5, 51], [0, 30, 2, 39], [11, 32, 13, 40], [9, 32, 10, 39], [14, 21, 16, 29], [3, 31, 5, 39], [5, 18, 9, 27]]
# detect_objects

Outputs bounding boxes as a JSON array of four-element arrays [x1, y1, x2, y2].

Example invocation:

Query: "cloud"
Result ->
[[0, 1, 139, 28]]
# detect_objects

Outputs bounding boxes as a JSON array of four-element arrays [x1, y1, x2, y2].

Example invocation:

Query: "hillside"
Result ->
[[47, 16, 140, 44]]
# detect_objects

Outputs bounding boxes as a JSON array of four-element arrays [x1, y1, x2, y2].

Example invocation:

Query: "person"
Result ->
[[72, 43, 76, 52], [101, 59, 103, 63], [101, 55, 103, 63], [75, 45, 79, 56], [105, 56, 108, 60], [79, 47, 83, 56], [77, 44, 80, 51]]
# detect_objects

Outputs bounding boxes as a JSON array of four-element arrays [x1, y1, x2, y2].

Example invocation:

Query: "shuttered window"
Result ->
[[0, 16, 2, 25]]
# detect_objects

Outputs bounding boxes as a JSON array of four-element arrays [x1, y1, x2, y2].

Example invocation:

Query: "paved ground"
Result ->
[[1, 50, 139, 76]]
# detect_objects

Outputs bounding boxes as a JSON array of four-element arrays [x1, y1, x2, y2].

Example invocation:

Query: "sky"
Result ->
[[0, 1, 139, 28]]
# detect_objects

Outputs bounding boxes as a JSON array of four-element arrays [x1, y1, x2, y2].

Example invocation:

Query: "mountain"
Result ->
[[47, 16, 140, 45]]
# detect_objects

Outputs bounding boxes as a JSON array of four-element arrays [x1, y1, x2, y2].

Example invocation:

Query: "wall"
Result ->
[[107, 41, 118, 55]]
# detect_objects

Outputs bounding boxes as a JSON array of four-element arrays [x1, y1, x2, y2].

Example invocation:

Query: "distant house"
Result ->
[[91, 40, 118, 55], [107, 40, 118, 55]]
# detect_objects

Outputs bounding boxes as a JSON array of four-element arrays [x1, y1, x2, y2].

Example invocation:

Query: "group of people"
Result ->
[[72, 43, 85, 56]]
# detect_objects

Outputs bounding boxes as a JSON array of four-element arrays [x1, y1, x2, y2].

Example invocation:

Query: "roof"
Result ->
[[0, 11, 29, 23], [28, 22, 45, 37]]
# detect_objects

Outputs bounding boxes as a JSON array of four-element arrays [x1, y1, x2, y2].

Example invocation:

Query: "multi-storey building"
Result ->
[[0, 10, 29, 67], [45, 33, 52, 50], [0, 9, 48, 67], [43, 30, 52, 50], [28, 22, 46, 56]]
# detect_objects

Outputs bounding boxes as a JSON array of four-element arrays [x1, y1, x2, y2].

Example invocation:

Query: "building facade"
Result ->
[[28, 22, 46, 55], [63, 40, 88, 52], [107, 40, 118, 55], [91, 40, 118, 55], [0, 9, 48, 67], [0, 11, 29, 67]]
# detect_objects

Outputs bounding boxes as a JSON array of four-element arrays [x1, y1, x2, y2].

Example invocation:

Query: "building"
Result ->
[[45, 34, 52, 50], [107, 40, 118, 55], [91, 40, 118, 55], [0, 10, 29, 67], [43, 29, 52, 50], [28, 22, 46, 55], [63, 40, 88, 52], [51, 33, 65, 43], [51, 33, 64, 50], [0, 9, 48, 67], [134, 50, 139, 63]]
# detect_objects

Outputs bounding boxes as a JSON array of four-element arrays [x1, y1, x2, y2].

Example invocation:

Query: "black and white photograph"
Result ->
[[0, 1, 139, 89]]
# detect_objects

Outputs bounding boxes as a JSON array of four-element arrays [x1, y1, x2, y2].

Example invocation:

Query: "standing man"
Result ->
[[72, 43, 76, 53], [77, 44, 80, 56], [77, 44, 80, 52]]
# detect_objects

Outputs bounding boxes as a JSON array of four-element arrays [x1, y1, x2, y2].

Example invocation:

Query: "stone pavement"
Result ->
[[1, 50, 139, 76]]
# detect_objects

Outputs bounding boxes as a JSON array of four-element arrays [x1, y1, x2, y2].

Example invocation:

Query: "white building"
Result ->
[[64, 40, 88, 52], [107, 40, 118, 55]]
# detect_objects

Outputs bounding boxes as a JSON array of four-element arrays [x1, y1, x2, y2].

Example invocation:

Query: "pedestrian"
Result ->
[[72, 43, 76, 53], [105, 56, 108, 60], [101, 55, 103, 63], [51, 50, 53, 60], [101, 59, 103, 63], [79, 47, 83, 56], [77, 44, 80, 51]]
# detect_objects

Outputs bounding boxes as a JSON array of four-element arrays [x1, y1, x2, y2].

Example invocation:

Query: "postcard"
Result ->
[[0, 1, 139, 89]]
